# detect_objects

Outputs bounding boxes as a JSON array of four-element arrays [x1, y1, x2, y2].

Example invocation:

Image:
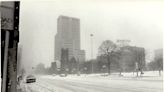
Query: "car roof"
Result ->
[[27, 75, 35, 78]]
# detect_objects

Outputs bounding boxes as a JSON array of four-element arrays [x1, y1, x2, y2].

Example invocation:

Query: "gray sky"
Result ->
[[19, 0, 163, 69]]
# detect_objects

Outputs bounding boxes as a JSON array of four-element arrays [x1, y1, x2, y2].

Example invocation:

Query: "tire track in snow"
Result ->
[[25, 82, 56, 92]]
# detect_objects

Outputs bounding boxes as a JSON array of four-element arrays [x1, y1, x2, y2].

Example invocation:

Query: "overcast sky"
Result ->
[[19, 0, 163, 70]]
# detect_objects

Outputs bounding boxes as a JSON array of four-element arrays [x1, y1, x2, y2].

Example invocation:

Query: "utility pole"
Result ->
[[1, 2, 20, 92], [90, 34, 93, 74], [2, 31, 10, 92]]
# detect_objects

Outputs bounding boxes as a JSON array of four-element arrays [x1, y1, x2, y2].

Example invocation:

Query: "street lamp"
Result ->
[[90, 34, 93, 73]]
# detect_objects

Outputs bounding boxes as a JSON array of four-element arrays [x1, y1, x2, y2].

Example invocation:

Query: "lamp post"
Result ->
[[90, 34, 93, 73]]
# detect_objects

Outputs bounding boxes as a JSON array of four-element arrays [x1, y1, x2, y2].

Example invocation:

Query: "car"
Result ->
[[26, 75, 36, 83], [59, 74, 66, 77], [52, 74, 57, 76]]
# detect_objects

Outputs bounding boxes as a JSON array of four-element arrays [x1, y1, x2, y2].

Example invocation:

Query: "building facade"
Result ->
[[55, 15, 85, 65]]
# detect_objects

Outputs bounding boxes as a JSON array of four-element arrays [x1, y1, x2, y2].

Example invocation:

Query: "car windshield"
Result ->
[[26, 75, 34, 78]]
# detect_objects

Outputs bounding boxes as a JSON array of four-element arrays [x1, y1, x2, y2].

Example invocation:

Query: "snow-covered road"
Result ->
[[22, 74, 163, 92]]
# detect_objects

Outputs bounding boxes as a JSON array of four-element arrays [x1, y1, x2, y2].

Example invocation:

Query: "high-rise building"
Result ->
[[55, 15, 85, 64]]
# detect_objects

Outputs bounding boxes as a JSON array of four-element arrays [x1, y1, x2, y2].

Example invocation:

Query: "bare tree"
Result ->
[[98, 40, 118, 74], [123, 46, 145, 76], [154, 49, 163, 76]]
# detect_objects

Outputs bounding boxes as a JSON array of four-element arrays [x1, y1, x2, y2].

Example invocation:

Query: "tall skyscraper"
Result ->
[[55, 15, 85, 64]]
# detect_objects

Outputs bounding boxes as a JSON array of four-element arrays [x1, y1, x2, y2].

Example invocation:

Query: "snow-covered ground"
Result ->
[[41, 71, 163, 82], [21, 71, 163, 92]]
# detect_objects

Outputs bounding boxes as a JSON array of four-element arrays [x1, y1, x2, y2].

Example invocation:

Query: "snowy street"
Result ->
[[21, 72, 163, 92]]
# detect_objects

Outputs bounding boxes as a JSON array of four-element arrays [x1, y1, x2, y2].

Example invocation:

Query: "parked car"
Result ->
[[26, 75, 36, 83], [52, 74, 57, 76], [59, 74, 66, 77]]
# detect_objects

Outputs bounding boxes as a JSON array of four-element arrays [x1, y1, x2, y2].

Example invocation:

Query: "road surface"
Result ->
[[21, 75, 163, 92]]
